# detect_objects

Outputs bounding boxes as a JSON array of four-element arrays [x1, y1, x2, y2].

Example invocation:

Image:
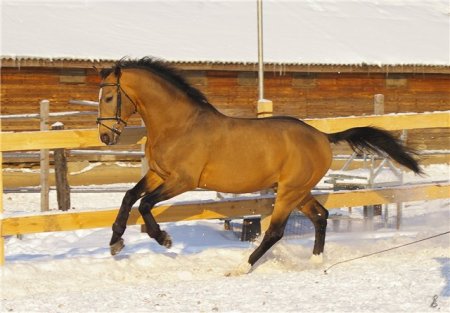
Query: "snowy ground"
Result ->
[[1, 164, 449, 313]]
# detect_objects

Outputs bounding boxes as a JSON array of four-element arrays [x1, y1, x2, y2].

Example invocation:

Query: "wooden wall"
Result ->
[[199, 71, 450, 119], [1, 67, 101, 131], [1, 65, 449, 151]]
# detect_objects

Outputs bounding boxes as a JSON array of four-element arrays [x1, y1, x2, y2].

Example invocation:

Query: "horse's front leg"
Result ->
[[110, 171, 164, 255], [137, 176, 192, 248]]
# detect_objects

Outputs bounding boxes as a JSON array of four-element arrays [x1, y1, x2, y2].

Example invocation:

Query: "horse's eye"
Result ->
[[105, 96, 113, 103]]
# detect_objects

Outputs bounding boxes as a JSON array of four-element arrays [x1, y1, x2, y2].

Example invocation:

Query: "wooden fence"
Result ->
[[1, 111, 449, 265], [2, 182, 448, 236], [2, 111, 449, 151]]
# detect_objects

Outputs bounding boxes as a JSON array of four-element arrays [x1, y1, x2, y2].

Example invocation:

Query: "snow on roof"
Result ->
[[1, 0, 449, 66]]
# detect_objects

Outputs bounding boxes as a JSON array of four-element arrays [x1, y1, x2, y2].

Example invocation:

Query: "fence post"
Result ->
[[141, 119, 148, 176], [52, 122, 71, 211], [374, 94, 385, 115], [396, 129, 408, 229], [40, 100, 50, 212], [0, 118, 4, 265], [140, 119, 149, 233], [257, 99, 273, 119], [396, 206, 403, 230], [365, 94, 385, 231]]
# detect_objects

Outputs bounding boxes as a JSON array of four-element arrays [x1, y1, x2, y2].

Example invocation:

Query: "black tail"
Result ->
[[327, 127, 422, 174]]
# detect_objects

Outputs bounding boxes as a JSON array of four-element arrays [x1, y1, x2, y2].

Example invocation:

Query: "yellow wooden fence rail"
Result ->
[[2, 182, 448, 236], [1, 111, 449, 152]]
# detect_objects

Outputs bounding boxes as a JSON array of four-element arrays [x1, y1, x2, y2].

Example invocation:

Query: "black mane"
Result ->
[[101, 57, 214, 111]]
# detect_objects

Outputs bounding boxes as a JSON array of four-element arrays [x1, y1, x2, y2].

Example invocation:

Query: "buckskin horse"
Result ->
[[97, 57, 421, 274]]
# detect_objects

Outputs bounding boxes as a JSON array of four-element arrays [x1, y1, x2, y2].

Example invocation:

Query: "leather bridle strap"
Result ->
[[96, 75, 137, 135]]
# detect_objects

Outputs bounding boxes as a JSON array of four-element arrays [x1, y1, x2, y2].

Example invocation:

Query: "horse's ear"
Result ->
[[92, 65, 100, 75], [114, 66, 122, 78]]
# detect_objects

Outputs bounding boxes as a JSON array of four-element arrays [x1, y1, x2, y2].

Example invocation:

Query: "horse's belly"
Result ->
[[198, 159, 278, 193], [199, 175, 275, 193]]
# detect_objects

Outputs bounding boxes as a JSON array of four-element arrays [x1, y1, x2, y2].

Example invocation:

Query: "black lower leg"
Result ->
[[248, 221, 287, 266], [138, 188, 172, 248], [312, 218, 328, 255], [312, 206, 329, 255], [110, 181, 146, 246]]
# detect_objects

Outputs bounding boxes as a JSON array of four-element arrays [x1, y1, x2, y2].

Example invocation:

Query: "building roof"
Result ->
[[2, 56, 450, 74], [1, 0, 449, 66]]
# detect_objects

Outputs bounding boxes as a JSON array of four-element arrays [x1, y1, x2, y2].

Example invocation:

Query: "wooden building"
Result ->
[[1, 57, 449, 152]]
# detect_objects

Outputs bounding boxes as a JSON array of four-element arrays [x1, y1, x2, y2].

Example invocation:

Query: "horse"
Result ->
[[97, 57, 422, 273]]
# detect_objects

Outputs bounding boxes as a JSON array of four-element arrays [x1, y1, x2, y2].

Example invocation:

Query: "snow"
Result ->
[[2, 164, 449, 312], [1, 1, 450, 310], [1, 0, 449, 65]]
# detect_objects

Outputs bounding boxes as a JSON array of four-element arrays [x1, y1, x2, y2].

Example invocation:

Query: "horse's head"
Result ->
[[97, 66, 137, 145]]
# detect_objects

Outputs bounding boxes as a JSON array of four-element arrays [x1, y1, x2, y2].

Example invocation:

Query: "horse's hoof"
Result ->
[[110, 238, 125, 256], [225, 262, 252, 277], [310, 253, 323, 264], [157, 231, 172, 248]]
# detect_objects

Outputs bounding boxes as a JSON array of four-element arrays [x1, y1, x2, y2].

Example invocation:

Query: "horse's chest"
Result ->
[[146, 147, 171, 179]]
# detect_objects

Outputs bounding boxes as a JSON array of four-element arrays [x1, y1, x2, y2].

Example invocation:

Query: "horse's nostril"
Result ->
[[100, 133, 110, 145]]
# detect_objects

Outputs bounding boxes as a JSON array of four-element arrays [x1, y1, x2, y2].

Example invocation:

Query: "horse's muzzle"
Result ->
[[100, 133, 112, 145], [100, 132, 120, 145]]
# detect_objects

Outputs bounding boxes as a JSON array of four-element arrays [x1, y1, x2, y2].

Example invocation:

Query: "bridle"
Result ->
[[96, 73, 138, 135]]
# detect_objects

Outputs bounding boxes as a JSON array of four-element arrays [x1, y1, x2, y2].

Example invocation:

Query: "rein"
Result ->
[[96, 74, 138, 135]]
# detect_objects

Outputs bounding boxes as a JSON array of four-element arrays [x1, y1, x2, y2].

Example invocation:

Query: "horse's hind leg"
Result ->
[[247, 188, 308, 268], [110, 171, 163, 255], [298, 194, 329, 262]]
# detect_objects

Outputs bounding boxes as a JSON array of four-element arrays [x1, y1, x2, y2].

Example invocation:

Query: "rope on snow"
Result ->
[[323, 230, 450, 274]]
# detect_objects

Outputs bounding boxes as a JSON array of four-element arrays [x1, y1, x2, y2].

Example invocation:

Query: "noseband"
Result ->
[[96, 74, 137, 135]]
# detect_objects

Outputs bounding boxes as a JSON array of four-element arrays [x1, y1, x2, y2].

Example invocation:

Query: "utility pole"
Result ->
[[256, 0, 273, 118]]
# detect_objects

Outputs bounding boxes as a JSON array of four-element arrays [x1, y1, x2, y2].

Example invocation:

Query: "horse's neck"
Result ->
[[129, 70, 223, 143], [137, 85, 208, 143]]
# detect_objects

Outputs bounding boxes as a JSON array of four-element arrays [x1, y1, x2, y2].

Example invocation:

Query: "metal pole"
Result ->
[[257, 0, 264, 100], [256, 0, 273, 119], [256, 0, 274, 232]]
